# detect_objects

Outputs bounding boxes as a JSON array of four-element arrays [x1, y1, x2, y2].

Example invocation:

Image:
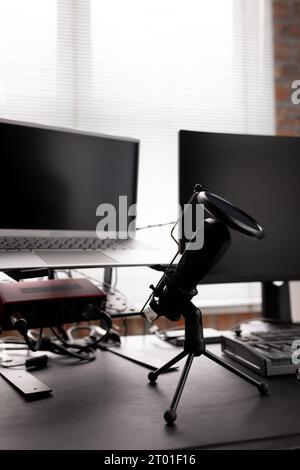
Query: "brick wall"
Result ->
[[273, 0, 300, 136]]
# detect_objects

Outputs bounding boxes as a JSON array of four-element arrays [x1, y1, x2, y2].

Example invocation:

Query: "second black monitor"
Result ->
[[179, 130, 300, 283]]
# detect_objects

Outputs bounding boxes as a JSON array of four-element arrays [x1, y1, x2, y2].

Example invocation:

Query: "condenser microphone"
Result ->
[[145, 218, 231, 322], [141, 186, 268, 425], [143, 188, 264, 323]]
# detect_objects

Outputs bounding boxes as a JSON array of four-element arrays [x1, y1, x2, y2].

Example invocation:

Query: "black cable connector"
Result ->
[[1, 354, 49, 370], [10, 313, 43, 352], [25, 355, 48, 370], [10, 313, 28, 336]]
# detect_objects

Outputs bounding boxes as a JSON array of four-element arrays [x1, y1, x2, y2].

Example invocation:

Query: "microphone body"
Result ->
[[148, 218, 231, 322]]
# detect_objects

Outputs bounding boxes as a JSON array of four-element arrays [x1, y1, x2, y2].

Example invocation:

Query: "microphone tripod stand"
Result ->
[[148, 298, 268, 425], [143, 185, 269, 424]]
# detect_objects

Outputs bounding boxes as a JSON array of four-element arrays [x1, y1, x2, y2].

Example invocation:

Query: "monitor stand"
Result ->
[[262, 281, 291, 322]]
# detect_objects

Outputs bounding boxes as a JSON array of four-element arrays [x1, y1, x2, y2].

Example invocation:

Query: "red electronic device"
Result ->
[[0, 278, 106, 331]]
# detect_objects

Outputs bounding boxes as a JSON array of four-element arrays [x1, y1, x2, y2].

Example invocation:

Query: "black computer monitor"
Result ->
[[179, 130, 300, 320], [0, 119, 139, 234]]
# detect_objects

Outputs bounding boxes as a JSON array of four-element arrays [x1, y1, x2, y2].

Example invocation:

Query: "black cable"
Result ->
[[9, 314, 44, 352], [0, 339, 25, 344], [49, 321, 111, 352], [136, 221, 176, 231], [48, 341, 96, 362], [139, 250, 179, 318], [39, 335, 96, 362], [12, 325, 44, 352], [0, 336, 96, 362], [139, 186, 204, 319], [170, 188, 201, 248], [66, 325, 109, 343], [170, 224, 180, 248], [22, 328, 43, 352], [49, 327, 90, 350]]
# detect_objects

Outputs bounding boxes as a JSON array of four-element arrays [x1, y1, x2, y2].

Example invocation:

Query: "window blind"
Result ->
[[0, 0, 275, 310]]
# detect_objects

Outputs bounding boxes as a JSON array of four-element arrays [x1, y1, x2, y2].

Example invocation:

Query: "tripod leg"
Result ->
[[164, 353, 195, 425], [148, 350, 187, 383], [203, 350, 269, 395]]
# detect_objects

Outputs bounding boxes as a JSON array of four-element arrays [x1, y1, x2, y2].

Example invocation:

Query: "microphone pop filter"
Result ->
[[197, 191, 264, 240]]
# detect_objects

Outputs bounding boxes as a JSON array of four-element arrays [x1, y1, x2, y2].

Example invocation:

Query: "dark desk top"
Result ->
[[0, 336, 300, 450]]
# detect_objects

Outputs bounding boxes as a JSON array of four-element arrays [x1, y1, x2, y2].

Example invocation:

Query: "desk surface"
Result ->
[[0, 336, 300, 450]]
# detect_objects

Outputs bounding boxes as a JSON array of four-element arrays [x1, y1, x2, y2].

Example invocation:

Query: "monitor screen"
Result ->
[[179, 130, 300, 283], [0, 120, 139, 234]]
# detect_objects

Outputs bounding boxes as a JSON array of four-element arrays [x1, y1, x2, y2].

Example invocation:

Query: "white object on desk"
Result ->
[[290, 281, 300, 322]]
